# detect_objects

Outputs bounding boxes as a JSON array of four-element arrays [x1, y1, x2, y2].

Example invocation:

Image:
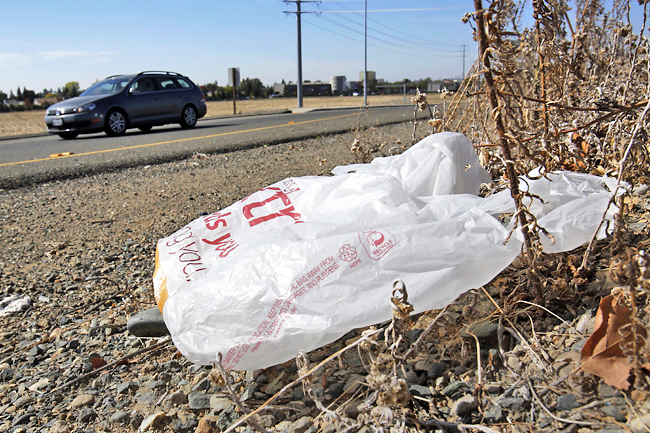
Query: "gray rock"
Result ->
[[171, 413, 198, 433], [406, 328, 424, 344], [598, 384, 621, 399], [136, 390, 158, 405], [484, 405, 504, 423], [147, 380, 167, 389], [127, 307, 169, 337], [405, 371, 420, 384], [600, 405, 626, 422], [216, 406, 239, 431], [169, 390, 188, 405], [557, 393, 579, 411], [497, 397, 527, 411], [210, 396, 233, 413], [327, 382, 345, 399], [188, 392, 213, 410], [110, 411, 130, 424], [77, 407, 96, 423], [14, 395, 33, 409], [451, 394, 478, 416], [427, 362, 447, 379], [460, 321, 498, 340], [255, 374, 268, 385], [343, 374, 366, 394], [241, 384, 257, 402], [344, 350, 363, 368], [116, 381, 138, 394], [441, 380, 467, 398], [408, 384, 432, 399], [290, 416, 313, 433], [131, 413, 145, 429], [12, 413, 36, 426]]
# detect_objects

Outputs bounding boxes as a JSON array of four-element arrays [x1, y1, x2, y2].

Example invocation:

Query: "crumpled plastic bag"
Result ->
[[153, 132, 618, 370]]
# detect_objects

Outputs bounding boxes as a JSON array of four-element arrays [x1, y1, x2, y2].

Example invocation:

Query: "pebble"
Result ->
[[460, 321, 498, 340], [69, 394, 94, 409], [451, 394, 479, 416], [427, 362, 447, 379], [408, 384, 432, 399], [600, 405, 626, 422], [188, 392, 213, 410], [110, 410, 130, 424], [139, 411, 168, 432], [127, 307, 169, 337], [557, 393, 579, 411]]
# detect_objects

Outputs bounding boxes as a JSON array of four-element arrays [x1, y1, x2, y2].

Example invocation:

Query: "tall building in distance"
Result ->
[[359, 71, 376, 82]]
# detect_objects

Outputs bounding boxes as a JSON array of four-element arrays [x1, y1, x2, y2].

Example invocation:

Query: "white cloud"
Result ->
[[0, 52, 33, 68]]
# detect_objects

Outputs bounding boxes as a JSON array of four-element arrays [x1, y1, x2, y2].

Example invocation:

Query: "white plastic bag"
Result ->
[[153, 132, 617, 370]]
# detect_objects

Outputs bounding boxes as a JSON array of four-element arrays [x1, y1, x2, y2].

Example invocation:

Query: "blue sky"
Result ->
[[0, 1, 646, 94]]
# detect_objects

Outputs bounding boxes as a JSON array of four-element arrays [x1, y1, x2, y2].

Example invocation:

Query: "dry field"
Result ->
[[0, 93, 437, 138]]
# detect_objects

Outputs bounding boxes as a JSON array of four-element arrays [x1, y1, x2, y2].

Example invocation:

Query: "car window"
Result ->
[[80, 78, 130, 96], [176, 78, 192, 89], [156, 78, 179, 90], [130, 77, 156, 93]]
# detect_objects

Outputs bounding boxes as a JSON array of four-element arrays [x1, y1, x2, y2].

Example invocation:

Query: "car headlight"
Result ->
[[77, 103, 96, 113]]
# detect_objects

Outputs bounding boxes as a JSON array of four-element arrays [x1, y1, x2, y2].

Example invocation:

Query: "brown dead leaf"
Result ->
[[90, 355, 108, 370], [580, 294, 648, 390]]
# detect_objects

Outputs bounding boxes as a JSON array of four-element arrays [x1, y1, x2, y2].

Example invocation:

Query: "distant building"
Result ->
[[34, 97, 59, 106], [428, 79, 460, 93], [359, 71, 376, 82], [273, 82, 332, 97], [330, 76, 346, 94], [3, 99, 23, 107]]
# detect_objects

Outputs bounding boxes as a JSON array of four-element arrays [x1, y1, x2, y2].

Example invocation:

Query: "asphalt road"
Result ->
[[0, 105, 424, 189]]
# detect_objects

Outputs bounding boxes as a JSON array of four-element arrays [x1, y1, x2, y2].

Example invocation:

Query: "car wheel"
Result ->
[[138, 126, 152, 132], [180, 105, 197, 129], [58, 132, 78, 140], [105, 109, 127, 136]]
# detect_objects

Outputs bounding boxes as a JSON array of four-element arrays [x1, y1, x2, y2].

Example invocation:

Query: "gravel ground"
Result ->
[[0, 121, 648, 433]]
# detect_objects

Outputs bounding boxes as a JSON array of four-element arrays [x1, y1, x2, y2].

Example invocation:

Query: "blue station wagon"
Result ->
[[45, 71, 207, 139]]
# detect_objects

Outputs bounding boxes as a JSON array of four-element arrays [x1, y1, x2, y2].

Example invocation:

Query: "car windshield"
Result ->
[[80, 77, 131, 96]]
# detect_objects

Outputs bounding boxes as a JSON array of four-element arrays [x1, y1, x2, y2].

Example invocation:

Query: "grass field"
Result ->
[[0, 93, 438, 138]]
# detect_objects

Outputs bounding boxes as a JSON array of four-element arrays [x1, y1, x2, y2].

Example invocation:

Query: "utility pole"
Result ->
[[284, 0, 320, 109], [462, 44, 467, 78], [363, 0, 368, 106]]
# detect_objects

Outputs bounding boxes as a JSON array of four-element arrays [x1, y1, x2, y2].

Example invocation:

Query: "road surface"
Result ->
[[0, 106, 424, 189]]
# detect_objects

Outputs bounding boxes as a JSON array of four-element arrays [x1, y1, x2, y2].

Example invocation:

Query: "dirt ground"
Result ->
[[0, 93, 436, 138]]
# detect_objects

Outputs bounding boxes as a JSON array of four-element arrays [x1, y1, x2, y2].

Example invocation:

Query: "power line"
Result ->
[[313, 15, 461, 57], [326, 1, 462, 48], [316, 3, 460, 52], [302, 18, 463, 59]]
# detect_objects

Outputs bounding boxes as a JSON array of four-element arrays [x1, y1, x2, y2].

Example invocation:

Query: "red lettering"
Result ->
[[201, 233, 238, 258], [248, 205, 303, 227], [242, 187, 304, 227], [204, 211, 231, 230]]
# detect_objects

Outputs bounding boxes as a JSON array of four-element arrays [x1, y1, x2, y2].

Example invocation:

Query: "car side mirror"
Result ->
[[128, 88, 135, 95]]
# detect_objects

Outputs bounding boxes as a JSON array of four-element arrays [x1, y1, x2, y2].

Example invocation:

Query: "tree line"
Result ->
[[0, 76, 442, 113]]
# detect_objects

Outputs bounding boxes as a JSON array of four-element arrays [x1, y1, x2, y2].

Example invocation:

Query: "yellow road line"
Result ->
[[0, 112, 358, 168]]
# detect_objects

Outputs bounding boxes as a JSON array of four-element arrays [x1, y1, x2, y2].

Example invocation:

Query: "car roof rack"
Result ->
[[137, 71, 183, 77]]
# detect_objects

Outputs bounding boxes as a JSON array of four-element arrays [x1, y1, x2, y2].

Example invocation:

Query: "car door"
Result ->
[[124, 77, 161, 124], [154, 77, 183, 121]]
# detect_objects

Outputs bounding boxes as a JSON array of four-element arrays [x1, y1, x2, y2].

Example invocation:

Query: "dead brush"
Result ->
[[347, 106, 393, 164], [444, 0, 650, 397]]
